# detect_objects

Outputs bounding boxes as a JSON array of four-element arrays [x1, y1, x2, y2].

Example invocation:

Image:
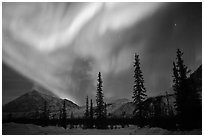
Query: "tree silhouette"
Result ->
[[89, 99, 94, 128], [173, 49, 201, 129], [173, 49, 190, 129], [165, 91, 174, 117], [84, 96, 89, 119], [132, 53, 147, 127], [84, 96, 90, 129], [95, 72, 105, 119], [62, 99, 67, 129], [95, 72, 106, 129]]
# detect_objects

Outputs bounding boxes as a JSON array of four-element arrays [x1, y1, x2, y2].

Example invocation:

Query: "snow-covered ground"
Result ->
[[2, 122, 201, 135]]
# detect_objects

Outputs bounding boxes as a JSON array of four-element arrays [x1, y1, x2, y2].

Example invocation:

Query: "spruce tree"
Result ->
[[95, 72, 105, 119], [165, 91, 173, 117], [132, 53, 147, 127], [173, 49, 190, 128], [89, 99, 94, 128], [62, 99, 67, 129], [84, 96, 89, 119], [62, 99, 67, 120], [172, 49, 201, 129], [95, 72, 106, 129]]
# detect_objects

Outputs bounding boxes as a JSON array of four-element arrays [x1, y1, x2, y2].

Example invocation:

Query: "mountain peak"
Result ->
[[3, 89, 79, 119], [27, 89, 41, 96]]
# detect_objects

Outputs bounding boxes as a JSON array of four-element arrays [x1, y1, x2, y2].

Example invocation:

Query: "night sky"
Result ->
[[2, 3, 202, 105]]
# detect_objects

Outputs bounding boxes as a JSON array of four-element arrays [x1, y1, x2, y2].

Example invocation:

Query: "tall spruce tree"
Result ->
[[173, 49, 190, 128], [132, 53, 147, 126], [95, 72, 107, 129], [95, 72, 105, 119], [84, 96, 89, 118], [172, 49, 201, 129]]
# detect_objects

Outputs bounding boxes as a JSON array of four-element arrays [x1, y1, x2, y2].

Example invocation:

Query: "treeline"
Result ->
[[4, 49, 201, 130], [83, 72, 108, 129], [81, 48, 201, 130]]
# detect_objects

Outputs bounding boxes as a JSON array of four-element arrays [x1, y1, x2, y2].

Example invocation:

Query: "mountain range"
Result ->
[[3, 65, 201, 120]]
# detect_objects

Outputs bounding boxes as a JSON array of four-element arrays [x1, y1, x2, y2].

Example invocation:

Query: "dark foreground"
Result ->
[[2, 122, 201, 135]]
